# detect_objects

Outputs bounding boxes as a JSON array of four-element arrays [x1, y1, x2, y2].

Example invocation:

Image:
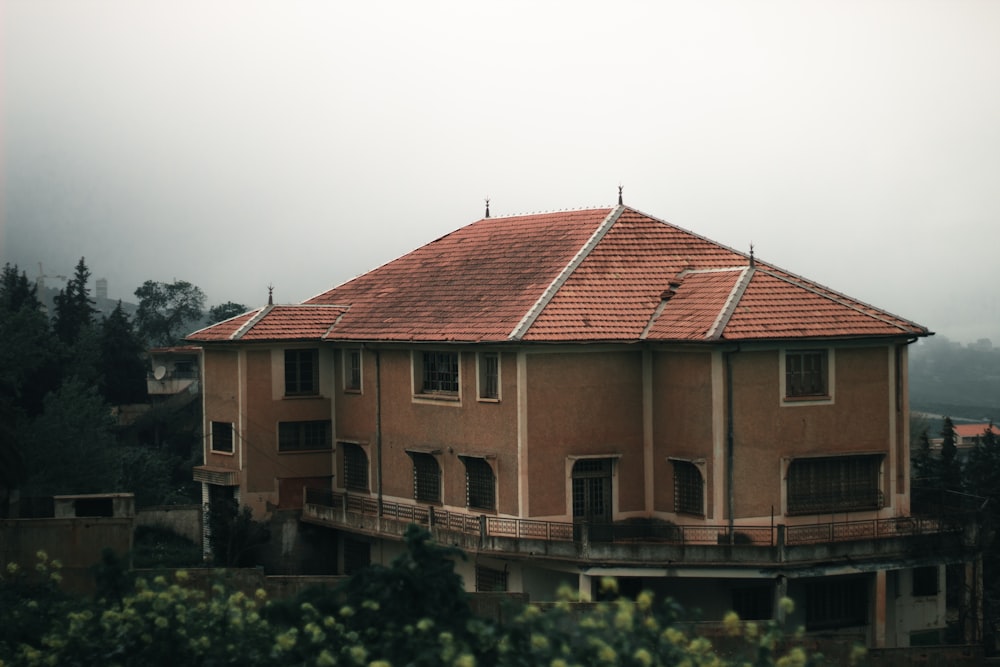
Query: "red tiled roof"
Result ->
[[188, 305, 348, 342], [187, 205, 929, 344], [955, 423, 1000, 438]]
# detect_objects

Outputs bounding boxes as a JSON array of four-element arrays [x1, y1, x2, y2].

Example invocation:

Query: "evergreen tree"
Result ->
[[134, 279, 205, 347], [937, 416, 962, 493], [912, 428, 933, 482], [52, 257, 97, 345], [99, 302, 148, 405], [0, 263, 40, 312]]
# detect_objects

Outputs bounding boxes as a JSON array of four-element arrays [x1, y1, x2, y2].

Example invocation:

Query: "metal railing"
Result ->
[[303, 488, 973, 548]]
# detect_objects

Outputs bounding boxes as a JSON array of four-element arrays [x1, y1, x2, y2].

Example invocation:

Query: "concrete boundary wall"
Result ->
[[135, 504, 202, 545]]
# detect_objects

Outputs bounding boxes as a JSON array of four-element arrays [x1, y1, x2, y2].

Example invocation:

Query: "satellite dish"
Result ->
[[153, 366, 167, 380]]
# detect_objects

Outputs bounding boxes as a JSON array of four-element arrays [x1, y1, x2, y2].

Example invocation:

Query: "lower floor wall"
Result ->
[[331, 530, 967, 650]]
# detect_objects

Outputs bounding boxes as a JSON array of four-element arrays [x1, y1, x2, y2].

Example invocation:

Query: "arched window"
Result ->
[[410, 452, 441, 503], [461, 457, 496, 511], [341, 443, 369, 491], [671, 460, 704, 516]]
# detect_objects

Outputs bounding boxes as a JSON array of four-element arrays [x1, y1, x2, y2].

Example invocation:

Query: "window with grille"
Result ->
[[345, 349, 362, 391], [805, 576, 867, 630], [475, 565, 508, 592], [420, 351, 459, 394], [342, 443, 369, 491], [278, 420, 332, 452], [787, 455, 882, 515], [671, 460, 704, 516], [479, 352, 499, 400], [571, 458, 612, 523], [462, 457, 495, 511], [411, 452, 441, 503], [211, 421, 234, 453], [785, 350, 828, 398], [285, 348, 319, 396]]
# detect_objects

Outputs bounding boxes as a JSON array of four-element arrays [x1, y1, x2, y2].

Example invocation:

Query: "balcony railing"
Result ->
[[303, 488, 977, 549]]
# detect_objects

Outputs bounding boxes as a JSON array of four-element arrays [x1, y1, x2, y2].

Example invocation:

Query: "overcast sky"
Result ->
[[3, 1, 999, 344]]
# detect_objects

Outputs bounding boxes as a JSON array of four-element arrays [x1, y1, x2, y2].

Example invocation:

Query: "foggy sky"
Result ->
[[3, 1, 999, 344]]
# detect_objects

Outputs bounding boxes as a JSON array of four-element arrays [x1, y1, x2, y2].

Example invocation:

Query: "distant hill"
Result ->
[[909, 336, 1000, 424]]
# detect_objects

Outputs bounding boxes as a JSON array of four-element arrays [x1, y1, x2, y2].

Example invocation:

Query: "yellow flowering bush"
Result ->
[[0, 527, 841, 667]]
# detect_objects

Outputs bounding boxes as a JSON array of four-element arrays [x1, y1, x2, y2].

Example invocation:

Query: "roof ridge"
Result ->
[[707, 267, 753, 340], [482, 205, 614, 220], [509, 205, 626, 340], [233, 305, 274, 340]]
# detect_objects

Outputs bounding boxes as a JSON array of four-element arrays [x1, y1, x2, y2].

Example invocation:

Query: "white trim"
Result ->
[[476, 351, 501, 402], [508, 206, 625, 340], [343, 348, 363, 394], [707, 266, 753, 340]]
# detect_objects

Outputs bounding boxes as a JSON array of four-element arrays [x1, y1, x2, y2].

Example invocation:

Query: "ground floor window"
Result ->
[[805, 576, 868, 630], [475, 565, 508, 592], [912, 566, 939, 597]]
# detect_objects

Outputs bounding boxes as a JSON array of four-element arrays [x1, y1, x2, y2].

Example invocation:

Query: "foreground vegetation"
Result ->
[[0, 526, 852, 667]]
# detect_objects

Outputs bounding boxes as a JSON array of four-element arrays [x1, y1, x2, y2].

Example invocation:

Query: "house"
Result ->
[[187, 203, 982, 648]]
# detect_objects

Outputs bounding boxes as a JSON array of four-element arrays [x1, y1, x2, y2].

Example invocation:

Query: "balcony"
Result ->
[[302, 488, 983, 570], [146, 367, 199, 396]]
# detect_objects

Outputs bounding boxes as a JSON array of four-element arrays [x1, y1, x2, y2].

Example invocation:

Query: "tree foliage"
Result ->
[[207, 300, 249, 324], [0, 528, 846, 667], [134, 279, 206, 347], [99, 301, 148, 405], [52, 257, 97, 345]]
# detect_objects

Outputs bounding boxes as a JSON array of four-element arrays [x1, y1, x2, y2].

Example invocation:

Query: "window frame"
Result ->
[[284, 348, 320, 397], [409, 451, 442, 504], [344, 348, 362, 393], [477, 351, 500, 401], [670, 459, 705, 517], [412, 350, 460, 401], [782, 348, 833, 403], [210, 421, 234, 454], [341, 442, 369, 491], [277, 420, 333, 453], [786, 454, 883, 515], [461, 456, 496, 512]]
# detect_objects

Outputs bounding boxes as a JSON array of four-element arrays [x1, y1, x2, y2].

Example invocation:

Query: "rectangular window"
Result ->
[[211, 421, 234, 453], [285, 348, 319, 396], [479, 352, 499, 400], [420, 351, 459, 395], [345, 349, 362, 392], [342, 443, 369, 491], [912, 566, 939, 597], [787, 455, 882, 515], [278, 420, 332, 452], [411, 452, 441, 503], [785, 350, 828, 398], [805, 577, 868, 630], [671, 460, 704, 516], [475, 565, 508, 592], [462, 457, 496, 511]]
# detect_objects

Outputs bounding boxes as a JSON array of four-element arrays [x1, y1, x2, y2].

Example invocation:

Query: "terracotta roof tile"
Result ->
[[188, 205, 929, 345]]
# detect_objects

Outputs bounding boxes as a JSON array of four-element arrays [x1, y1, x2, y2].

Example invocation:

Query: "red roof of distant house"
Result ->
[[955, 423, 1000, 439], [187, 205, 929, 344]]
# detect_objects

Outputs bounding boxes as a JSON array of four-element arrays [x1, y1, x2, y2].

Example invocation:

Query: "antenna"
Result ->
[[618, 184, 623, 206], [485, 198, 490, 219]]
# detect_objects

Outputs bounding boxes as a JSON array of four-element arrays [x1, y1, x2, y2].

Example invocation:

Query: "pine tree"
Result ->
[[99, 302, 148, 405], [52, 257, 97, 345], [912, 428, 933, 482], [0, 263, 40, 313], [937, 416, 962, 493]]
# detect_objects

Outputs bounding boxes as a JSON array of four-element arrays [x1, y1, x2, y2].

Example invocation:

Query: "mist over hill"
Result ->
[[909, 336, 1000, 425]]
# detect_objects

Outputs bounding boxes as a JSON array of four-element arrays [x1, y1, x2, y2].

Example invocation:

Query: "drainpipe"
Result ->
[[375, 348, 383, 516], [725, 345, 740, 544]]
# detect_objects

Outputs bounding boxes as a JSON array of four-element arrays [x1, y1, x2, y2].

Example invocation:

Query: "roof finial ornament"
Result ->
[[749, 243, 756, 268], [267, 283, 274, 306], [618, 184, 624, 206], [485, 197, 490, 219]]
